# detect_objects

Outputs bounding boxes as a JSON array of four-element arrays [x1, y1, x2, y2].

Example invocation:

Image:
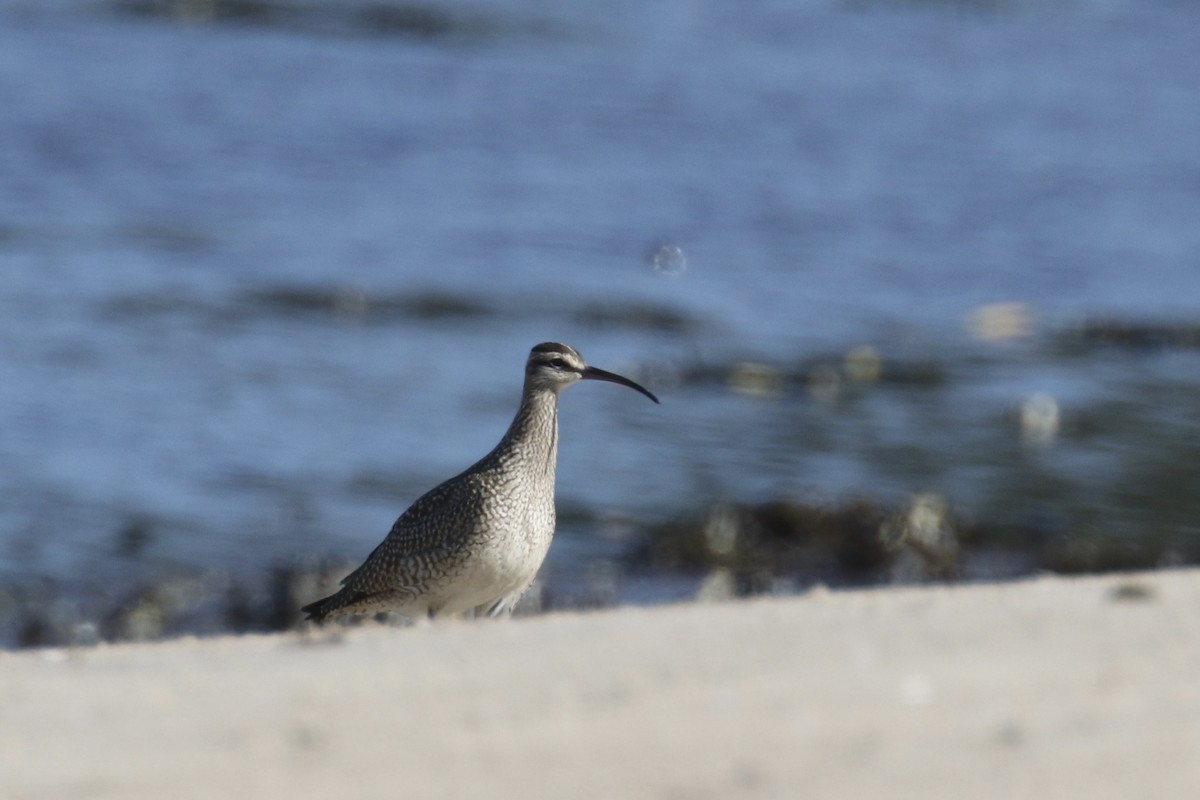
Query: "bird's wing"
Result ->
[[338, 474, 483, 590]]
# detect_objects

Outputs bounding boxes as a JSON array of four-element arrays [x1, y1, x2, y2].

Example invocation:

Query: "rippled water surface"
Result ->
[[3, 0, 1200, 641]]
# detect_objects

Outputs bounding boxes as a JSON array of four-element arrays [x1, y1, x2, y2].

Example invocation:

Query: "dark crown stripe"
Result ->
[[531, 342, 575, 355]]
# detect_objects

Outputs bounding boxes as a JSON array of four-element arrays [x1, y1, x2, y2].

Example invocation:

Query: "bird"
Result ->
[[301, 342, 659, 624]]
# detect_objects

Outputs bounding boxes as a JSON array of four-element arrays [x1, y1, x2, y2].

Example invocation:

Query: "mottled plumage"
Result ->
[[302, 342, 658, 623]]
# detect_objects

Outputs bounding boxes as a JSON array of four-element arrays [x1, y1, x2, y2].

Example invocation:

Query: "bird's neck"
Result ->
[[502, 385, 560, 477]]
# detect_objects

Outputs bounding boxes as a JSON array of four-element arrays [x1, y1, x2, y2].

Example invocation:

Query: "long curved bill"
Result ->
[[582, 366, 660, 404]]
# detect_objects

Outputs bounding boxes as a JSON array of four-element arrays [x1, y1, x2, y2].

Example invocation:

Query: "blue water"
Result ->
[[3, 0, 1200, 601]]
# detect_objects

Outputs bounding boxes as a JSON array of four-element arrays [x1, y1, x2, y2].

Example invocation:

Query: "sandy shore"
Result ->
[[4, 569, 1199, 800]]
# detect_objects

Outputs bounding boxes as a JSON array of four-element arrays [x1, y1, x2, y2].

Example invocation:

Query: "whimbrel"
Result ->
[[302, 342, 659, 623]]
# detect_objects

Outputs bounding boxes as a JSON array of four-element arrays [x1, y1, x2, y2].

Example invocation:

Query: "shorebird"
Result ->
[[302, 342, 659, 623]]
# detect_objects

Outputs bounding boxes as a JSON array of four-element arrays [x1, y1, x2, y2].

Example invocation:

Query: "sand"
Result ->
[[3, 568, 1199, 800]]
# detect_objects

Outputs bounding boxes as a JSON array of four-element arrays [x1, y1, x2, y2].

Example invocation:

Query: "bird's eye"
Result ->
[[549, 358, 568, 369]]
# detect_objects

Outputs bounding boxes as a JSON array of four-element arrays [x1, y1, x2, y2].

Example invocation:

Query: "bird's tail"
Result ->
[[301, 590, 357, 624]]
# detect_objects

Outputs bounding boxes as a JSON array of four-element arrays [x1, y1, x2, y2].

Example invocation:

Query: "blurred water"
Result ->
[[2, 0, 1200, 608]]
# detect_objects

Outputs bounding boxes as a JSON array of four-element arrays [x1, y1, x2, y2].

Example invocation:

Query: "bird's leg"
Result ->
[[482, 598, 512, 618]]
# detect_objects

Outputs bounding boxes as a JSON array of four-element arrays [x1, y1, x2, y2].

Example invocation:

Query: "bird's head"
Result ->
[[525, 342, 659, 403]]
